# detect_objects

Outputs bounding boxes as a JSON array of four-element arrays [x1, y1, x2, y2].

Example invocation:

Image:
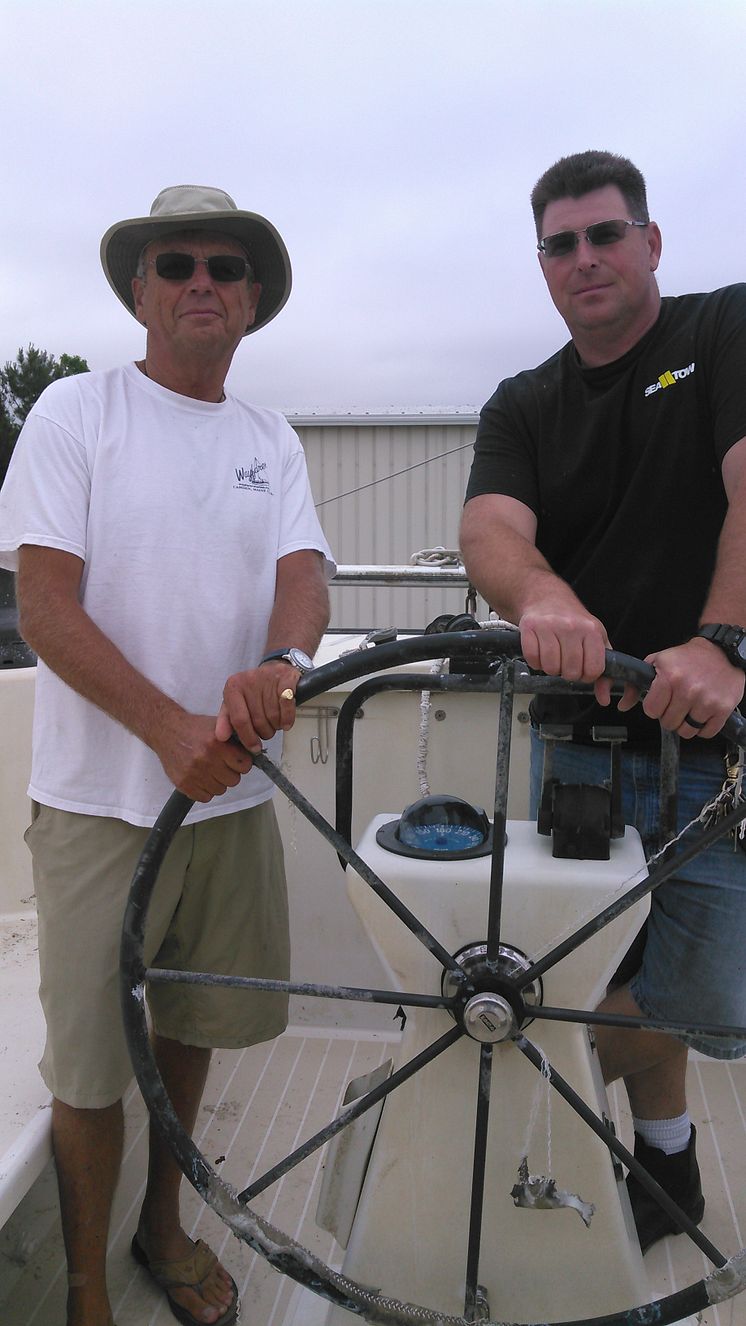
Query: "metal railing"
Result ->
[[332, 563, 469, 587], [0, 564, 481, 669]]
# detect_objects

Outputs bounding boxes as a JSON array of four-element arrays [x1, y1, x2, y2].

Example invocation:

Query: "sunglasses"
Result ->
[[148, 253, 253, 283], [538, 218, 648, 259]]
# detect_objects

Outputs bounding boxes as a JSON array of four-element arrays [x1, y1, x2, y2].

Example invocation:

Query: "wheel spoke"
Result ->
[[485, 664, 514, 963], [515, 798, 746, 990], [464, 1044, 493, 1321], [531, 1003, 746, 1040], [145, 967, 457, 1012], [516, 1034, 728, 1267], [237, 1023, 463, 1202], [252, 749, 464, 978]]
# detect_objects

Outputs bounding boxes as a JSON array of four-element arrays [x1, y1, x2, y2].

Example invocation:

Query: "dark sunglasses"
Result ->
[[149, 253, 253, 283], [538, 218, 648, 259]]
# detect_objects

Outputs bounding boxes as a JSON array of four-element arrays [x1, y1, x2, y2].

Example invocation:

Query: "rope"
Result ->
[[417, 659, 447, 796], [313, 441, 476, 510], [480, 612, 517, 630], [409, 547, 463, 567], [415, 613, 513, 798], [521, 1043, 553, 1174], [648, 745, 746, 867]]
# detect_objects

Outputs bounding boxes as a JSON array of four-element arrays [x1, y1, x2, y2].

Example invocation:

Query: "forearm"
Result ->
[[460, 494, 609, 690], [619, 445, 746, 735], [19, 578, 183, 750], [262, 550, 331, 658], [699, 500, 746, 626], [218, 550, 330, 748], [18, 545, 268, 800], [460, 497, 580, 622], [469, 539, 576, 623]]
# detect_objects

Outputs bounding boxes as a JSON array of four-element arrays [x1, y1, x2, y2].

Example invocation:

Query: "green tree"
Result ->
[[0, 344, 89, 485]]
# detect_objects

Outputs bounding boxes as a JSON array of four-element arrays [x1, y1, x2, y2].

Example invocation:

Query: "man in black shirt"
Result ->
[[461, 150, 746, 1252]]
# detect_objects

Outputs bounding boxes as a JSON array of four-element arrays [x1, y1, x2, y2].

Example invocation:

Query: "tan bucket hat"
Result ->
[[100, 184, 292, 335]]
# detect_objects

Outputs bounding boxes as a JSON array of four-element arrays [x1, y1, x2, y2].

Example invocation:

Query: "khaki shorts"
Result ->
[[27, 800, 289, 1108]]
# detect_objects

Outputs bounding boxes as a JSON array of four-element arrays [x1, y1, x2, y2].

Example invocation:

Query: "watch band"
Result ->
[[260, 648, 293, 664], [696, 623, 746, 670]]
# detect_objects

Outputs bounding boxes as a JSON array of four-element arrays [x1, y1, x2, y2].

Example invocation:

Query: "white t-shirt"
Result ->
[[0, 363, 335, 826]]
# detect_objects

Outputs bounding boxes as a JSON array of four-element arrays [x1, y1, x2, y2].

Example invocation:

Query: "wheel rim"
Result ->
[[120, 628, 746, 1324]]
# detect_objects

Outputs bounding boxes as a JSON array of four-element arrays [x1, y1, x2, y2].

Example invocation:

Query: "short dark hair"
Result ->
[[531, 150, 650, 238]]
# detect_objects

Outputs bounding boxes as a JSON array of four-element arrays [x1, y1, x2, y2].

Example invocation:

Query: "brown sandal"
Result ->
[[131, 1233, 239, 1325]]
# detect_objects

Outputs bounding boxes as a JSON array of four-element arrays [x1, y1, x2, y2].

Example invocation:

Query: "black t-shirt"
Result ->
[[465, 286, 746, 744]]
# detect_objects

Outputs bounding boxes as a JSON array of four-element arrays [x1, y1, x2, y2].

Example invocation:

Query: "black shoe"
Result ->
[[627, 1125, 705, 1254]]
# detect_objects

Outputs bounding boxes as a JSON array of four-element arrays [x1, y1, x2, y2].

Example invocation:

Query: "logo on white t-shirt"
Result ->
[[234, 458, 272, 493]]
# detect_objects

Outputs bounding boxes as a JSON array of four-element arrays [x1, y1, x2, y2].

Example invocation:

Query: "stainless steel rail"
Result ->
[[332, 563, 470, 587]]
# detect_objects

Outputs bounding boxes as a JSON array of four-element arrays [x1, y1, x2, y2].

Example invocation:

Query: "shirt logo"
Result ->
[[233, 458, 272, 493], [644, 362, 695, 397]]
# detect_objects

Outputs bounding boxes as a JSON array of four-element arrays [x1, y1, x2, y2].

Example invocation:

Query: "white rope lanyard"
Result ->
[[521, 1043, 553, 1175], [415, 613, 516, 798], [417, 659, 447, 796]]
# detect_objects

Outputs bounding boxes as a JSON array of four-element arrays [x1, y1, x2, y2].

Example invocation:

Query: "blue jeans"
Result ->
[[530, 730, 746, 1058]]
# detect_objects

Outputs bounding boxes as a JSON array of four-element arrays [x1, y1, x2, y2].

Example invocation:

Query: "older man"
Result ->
[[0, 186, 334, 1326], [461, 151, 746, 1253]]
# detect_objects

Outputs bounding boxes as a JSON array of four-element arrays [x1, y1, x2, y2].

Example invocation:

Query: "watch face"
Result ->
[[719, 627, 746, 666], [287, 648, 314, 672], [701, 625, 746, 669]]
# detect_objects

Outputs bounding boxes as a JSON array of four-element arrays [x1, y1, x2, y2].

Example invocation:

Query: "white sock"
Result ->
[[633, 1112, 691, 1155]]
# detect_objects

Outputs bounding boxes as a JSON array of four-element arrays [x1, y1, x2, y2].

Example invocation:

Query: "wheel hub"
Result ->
[[442, 942, 543, 1042]]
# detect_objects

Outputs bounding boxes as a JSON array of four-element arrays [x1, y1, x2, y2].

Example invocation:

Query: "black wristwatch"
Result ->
[[259, 647, 315, 674], [696, 623, 746, 670]]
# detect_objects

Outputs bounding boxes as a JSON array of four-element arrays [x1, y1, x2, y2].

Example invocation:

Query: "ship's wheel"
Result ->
[[120, 628, 746, 1325]]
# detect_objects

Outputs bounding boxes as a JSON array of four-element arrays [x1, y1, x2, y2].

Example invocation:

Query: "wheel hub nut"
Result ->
[[463, 993, 516, 1043]]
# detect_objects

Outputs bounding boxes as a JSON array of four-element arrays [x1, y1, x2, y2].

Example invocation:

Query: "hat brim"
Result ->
[[100, 209, 292, 335]]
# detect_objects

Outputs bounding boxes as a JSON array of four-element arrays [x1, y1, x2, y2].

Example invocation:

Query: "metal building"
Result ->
[[292, 413, 480, 631]]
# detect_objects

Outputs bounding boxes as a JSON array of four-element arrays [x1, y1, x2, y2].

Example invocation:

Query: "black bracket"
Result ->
[[424, 613, 493, 676], [537, 724, 627, 860]]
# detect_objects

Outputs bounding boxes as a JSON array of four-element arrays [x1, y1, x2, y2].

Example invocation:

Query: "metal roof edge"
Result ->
[[285, 411, 479, 427]]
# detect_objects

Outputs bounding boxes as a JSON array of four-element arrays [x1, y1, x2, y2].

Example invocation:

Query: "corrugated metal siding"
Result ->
[[292, 417, 480, 631]]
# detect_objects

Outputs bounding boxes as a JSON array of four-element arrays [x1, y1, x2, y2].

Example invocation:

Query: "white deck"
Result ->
[[1, 1032, 745, 1326], [0, 913, 51, 1232], [0, 1027, 396, 1325], [0, 667, 50, 1233]]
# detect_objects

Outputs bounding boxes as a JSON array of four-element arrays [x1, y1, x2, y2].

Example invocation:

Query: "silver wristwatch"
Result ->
[[259, 647, 314, 674]]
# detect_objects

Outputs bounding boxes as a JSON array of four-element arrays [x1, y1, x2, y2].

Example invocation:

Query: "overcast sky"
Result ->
[[3, 0, 745, 413]]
